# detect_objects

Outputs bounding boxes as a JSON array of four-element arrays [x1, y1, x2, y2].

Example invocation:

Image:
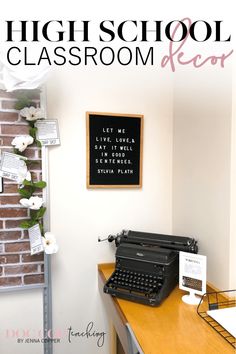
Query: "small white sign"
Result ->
[[179, 251, 207, 304], [0, 152, 27, 182], [35, 119, 60, 146], [28, 224, 44, 255]]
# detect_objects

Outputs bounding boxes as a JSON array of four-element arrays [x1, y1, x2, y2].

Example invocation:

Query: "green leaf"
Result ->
[[33, 181, 47, 189], [17, 89, 41, 98], [18, 188, 32, 199], [13, 148, 24, 156], [29, 127, 37, 139], [30, 207, 46, 222], [38, 222, 44, 235], [30, 220, 38, 227], [28, 121, 35, 128], [18, 184, 35, 198], [24, 160, 31, 166], [20, 221, 32, 229], [30, 209, 38, 222], [36, 207, 46, 219], [15, 98, 32, 110], [36, 139, 42, 148], [25, 160, 40, 167], [14, 90, 41, 110], [22, 179, 33, 186]]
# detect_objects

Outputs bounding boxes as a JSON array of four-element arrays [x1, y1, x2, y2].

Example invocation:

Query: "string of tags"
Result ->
[[0, 120, 60, 183], [0, 119, 60, 254]]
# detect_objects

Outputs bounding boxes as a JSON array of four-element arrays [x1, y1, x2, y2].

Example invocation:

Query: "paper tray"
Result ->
[[197, 289, 236, 349]]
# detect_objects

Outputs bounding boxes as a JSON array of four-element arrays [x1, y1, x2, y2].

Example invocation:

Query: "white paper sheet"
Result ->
[[207, 307, 236, 338]]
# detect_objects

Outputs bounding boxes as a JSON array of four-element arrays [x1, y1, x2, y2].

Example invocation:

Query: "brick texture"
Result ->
[[0, 208, 28, 218], [0, 90, 18, 99], [2, 184, 19, 194], [5, 242, 31, 253], [0, 231, 22, 241], [24, 274, 44, 285], [1, 100, 18, 110], [22, 253, 44, 263], [0, 195, 21, 205], [0, 255, 20, 264], [0, 277, 22, 286], [5, 264, 38, 275], [0, 112, 19, 122], [1, 124, 29, 135], [5, 219, 29, 229], [0, 90, 44, 289], [0, 89, 40, 100]]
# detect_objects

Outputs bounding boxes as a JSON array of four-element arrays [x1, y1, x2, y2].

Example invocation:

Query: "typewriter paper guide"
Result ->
[[207, 307, 236, 338]]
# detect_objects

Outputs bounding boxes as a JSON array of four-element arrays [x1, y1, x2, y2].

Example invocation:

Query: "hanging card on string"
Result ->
[[35, 119, 60, 146], [28, 224, 44, 255], [0, 152, 27, 182]]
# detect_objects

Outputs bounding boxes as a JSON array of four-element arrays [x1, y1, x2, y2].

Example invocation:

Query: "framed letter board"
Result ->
[[86, 112, 143, 188]]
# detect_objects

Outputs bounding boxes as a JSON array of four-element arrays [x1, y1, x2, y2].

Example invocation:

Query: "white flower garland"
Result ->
[[12, 104, 58, 255]]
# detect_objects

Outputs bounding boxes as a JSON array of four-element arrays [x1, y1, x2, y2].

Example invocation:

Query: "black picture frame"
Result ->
[[86, 112, 143, 188]]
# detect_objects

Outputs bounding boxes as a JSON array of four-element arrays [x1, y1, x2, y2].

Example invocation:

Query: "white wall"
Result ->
[[172, 65, 233, 290], [46, 66, 173, 354], [0, 289, 43, 354], [230, 47, 236, 288]]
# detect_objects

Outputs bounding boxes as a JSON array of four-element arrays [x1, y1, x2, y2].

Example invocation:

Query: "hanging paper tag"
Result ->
[[28, 224, 44, 255], [0, 152, 27, 182], [35, 119, 60, 146]]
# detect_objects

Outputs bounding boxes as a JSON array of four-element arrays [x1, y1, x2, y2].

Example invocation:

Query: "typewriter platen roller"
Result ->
[[101, 229, 198, 253]]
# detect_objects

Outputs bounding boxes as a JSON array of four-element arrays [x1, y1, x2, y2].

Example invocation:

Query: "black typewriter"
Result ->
[[101, 230, 198, 306]]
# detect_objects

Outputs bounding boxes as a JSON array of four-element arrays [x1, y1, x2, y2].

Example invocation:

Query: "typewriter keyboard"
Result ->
[[107, 268, 163, 295]]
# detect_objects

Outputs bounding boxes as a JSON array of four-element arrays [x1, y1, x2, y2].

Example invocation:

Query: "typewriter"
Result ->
[[101, 230, 198, 306]]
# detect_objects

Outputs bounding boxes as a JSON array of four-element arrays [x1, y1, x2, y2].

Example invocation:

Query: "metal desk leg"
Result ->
[[126, 324, 144, 354]]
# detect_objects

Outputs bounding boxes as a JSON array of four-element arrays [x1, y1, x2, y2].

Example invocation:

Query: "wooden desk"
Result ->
[[98, 263, 235, 354]]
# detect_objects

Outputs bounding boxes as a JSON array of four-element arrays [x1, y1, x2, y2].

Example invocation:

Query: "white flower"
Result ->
[[18, 170, 31, 188], [25, 171, 31, 181], [16, 160, 31, 184], [20, 196, 43, 210], [11, 135, 34, 152], [42, 232, 59, 254], [20, 106, 45, 121]]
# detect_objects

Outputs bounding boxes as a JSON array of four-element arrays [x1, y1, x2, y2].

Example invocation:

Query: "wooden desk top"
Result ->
[[98, 263, 235, 354]]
